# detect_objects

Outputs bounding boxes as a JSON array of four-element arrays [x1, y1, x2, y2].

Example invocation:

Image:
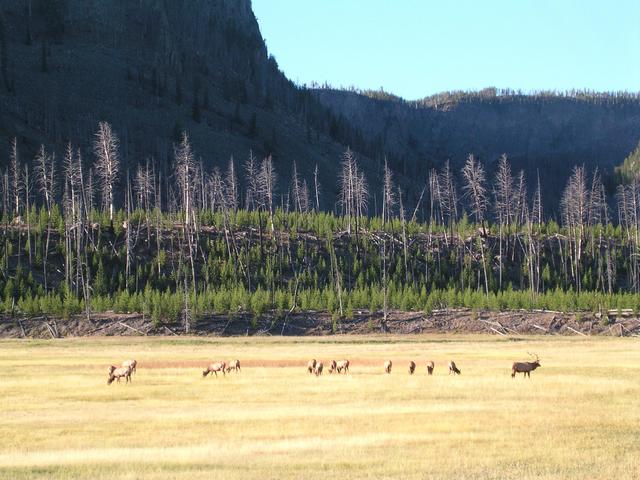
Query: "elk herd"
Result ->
[[307, 358, 350, 376], [106, 354, 541, 385]]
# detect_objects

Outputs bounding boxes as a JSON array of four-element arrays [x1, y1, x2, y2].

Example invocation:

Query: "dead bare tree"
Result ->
[[258, 155, 276, 233], [225, 156, 239, 212], [9, 138, 22, 220], [174, 132, 198, 316], [313, 164, 321, 211], [291, 161, 303, 213], [461, 154, 489, 295], [531, 172, 543, 226], [34, 145, 55, 217], [339, 148, 368, 236], [382, 158, 395, 226], [93, 122, 120, 225], [24, 163, 32, 265], [244, 150, 259, 211], [34, 145, 56, 290], [339, 148, 357, 233], [300, 179, 310, 213], [134, 159, 155, 245], [438, 160, 459, 236], [493, 154, 513, 289], [561, 166, 588, 291], [514, 171, 528, 226]]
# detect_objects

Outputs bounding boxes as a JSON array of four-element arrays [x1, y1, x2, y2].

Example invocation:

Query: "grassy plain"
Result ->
[[0, 335, 638, 479]]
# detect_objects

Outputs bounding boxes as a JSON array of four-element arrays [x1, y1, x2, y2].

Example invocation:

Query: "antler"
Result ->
[[527, 351, 539, 362]]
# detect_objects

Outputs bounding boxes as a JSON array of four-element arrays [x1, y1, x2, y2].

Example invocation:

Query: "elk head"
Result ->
[[527, 352, 541, 367]]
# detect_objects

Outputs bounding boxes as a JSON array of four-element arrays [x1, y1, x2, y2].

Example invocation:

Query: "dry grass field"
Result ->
[[0, 335, 638, 479]]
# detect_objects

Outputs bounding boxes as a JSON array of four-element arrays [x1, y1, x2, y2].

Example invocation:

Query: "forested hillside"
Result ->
[[3, 128, 640, 329]]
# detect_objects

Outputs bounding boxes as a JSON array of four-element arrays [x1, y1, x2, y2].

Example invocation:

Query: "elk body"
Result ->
[[336, 360, 350, 374], [226, 359, 241, 373], [448, 361, 461, 375], [426, 361, 435, 375], [307, 359, 317, 374], [512, 354, 541, 378], [202, 362, 226, 377], [384, 360, 392, 374], [122, 359, 137, 375], [107, 365, 132, 385], [314, 361, 324, 376], [408, 361, 416, 375], [328, 360, 337, 374]]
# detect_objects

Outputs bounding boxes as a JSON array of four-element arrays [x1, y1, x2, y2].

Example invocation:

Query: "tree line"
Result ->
[[2, 122, 640, 328]]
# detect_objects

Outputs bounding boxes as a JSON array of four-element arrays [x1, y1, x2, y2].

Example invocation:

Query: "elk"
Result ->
[[408, 361, 416, 375], [307, 359, 316, 374], [512, 353, 541, 378], [384, 360, 392, 374], [328, 360, 337, 374], [448, 361, 461, 375], [107, 365, 132, 385], [336, 359, 350, 374], [226, 359, 241, 373], [122, 359, 137, 375], [314, 361, 324, 376], [426, 361, 435, 375], [202, 362, 226, 377]]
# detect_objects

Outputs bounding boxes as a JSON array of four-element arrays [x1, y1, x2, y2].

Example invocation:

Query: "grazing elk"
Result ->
[[202, 362, 226, 377], [384, 360, 392, 374], [448, 361, 461, 375], [426, 361, 435, 375], [408, 361, 416, 375], [122, 359, 137, 375], [307, 359, 317, 374], [328, 360, 337, 374], [336, 360, 350, 374], [107, 365, 132, 385], [314, 361, 324, 376], [512, 353, 541, 378], [226, 359, 241, 373]]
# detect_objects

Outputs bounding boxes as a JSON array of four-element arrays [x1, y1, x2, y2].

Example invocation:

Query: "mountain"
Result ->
[[314, 88, 640, 211], [0, 0, 371, 209], [1, 1, 639, 216]]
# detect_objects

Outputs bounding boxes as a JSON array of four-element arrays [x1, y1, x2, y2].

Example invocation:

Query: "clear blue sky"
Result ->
[[252, 0, 640, 100]]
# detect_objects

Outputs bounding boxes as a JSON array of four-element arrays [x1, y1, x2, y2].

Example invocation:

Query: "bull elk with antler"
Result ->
[[511, 353, 541, 378]]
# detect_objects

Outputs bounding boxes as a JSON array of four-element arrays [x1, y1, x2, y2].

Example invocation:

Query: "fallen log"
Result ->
[[566, 326, 587, 337], [532, 324, 548, 333], [16, 318, 26, 338], [164, 326, 178, 336], [496, 321, 519, 335], [489, 326, 507, 336], [44, 322, 57, 339], [117, 321, 145, 335]]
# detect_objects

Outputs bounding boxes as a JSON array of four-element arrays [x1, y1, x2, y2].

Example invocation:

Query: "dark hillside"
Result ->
[[315, 89, 640, 211], [0, 0, 371, 208]]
